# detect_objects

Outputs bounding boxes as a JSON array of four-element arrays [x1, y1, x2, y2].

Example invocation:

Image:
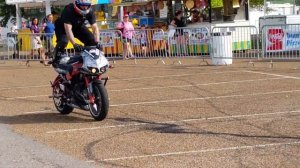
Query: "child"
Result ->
[[140, 24, 148, 57]]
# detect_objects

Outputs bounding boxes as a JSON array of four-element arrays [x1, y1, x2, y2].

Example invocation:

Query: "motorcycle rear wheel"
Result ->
[[89, 82, 109, 121], [53, 81, 74, 115]]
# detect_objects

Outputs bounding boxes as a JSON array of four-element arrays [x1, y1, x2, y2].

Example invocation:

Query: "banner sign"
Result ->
[[131, 31, 141, 46], [99, 32, 114, 47], [170, 28, 209, 45], [286, 32, 300, 50], [152, 32, 164, 41], [266, 28, 300, 52], [189, 27, 210, 44], [266, 28, 284, 51], [91, 0, 111, 4]]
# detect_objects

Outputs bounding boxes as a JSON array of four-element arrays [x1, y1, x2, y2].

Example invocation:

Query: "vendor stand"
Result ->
[[95, 0, 169, 57]]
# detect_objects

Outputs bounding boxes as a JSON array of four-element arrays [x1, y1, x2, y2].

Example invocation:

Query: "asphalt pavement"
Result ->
[[0, 124, 96, 168]]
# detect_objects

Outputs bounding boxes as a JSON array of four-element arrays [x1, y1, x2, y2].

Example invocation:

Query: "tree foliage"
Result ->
[[0, 0, 16, 27], [249, 0, 264, 8]]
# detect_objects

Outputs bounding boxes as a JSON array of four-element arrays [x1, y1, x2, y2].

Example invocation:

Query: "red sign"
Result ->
[[267, 29, 284, 51]]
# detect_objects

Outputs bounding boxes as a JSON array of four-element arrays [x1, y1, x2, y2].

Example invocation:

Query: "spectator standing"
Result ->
[[117, 14, 135, 59], [170, 10, 187, 55], [140, 24, 148, 57], [21, 21, 27, 29], [9, 23, 19, 59], [43, 14, 55, 58], [28, 17, 46, 67]]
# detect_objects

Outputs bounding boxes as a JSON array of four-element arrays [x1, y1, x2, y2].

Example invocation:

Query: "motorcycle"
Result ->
[[49, 46, 110, 121]]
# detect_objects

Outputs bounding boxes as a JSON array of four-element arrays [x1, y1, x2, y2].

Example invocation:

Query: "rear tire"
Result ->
[[52, 78, 74, 115], [89, 82, 109, 121]]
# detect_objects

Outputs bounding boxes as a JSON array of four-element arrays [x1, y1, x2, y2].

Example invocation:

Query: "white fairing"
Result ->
[[59, 53, 70, 64], [82, 49, 109, 71]]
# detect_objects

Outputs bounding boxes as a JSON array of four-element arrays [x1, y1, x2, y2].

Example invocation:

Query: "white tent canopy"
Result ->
[[17, 0, 70, 8], [5, 0, 71, 28]]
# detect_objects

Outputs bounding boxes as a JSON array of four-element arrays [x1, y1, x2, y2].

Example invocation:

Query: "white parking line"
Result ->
[[46, 109, 300, 133], [100, 141, 300, 162], [1, 70, 294, 91], [0, 85, 49, 91], [1, 95, 50, 100], [110, 89, 300, 107], [110, 77, 284, 92], [0, 70, 243, 91], [23, 110, 53, 114], [1, 77, 286, 100], [7, 88, 295, 103], [244, 70, 300, 80], [109, 70, 242, 81]]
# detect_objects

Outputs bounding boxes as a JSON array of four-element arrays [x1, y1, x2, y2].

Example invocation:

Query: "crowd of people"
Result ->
[[26, 14, 55, 66], [5, 0, 187, 66]]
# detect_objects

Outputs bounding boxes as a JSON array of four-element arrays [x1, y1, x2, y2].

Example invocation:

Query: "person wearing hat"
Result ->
[[117, 14, 135, 59]]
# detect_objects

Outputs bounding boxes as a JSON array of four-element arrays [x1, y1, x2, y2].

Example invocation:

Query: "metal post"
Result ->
[[16, 4, 22, 29], [120, 6, 124, 21], [208, 0, 212, 23], [294, 0, 296, 15], [45, 0, 52, 15], [263, 0, 266, 19]]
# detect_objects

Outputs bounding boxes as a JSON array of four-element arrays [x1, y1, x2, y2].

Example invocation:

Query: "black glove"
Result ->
[[96, 42, 103, 51], [73, 44, 84, 52]]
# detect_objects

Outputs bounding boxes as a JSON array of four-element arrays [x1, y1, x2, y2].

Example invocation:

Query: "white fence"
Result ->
[[3, 24, 300, 66]]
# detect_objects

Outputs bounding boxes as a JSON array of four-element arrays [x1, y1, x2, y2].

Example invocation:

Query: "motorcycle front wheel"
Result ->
[[89, 82, 109, 121]]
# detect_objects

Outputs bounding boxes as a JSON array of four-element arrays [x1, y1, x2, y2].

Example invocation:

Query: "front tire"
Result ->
[[89, 82, 109, 121]]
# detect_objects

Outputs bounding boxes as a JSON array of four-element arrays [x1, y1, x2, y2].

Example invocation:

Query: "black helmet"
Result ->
[[74, 0, 92, 16]]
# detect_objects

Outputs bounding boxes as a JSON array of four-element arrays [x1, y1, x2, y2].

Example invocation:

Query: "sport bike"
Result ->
[[50, 46, 109, 121]]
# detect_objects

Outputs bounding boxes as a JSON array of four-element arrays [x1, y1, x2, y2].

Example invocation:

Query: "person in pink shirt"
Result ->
[[117, 14, 135, 59]]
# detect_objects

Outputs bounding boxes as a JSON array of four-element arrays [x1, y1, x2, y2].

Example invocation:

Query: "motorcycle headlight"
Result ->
[[87, 67, 99, 74], [91, 68, 97, 74]]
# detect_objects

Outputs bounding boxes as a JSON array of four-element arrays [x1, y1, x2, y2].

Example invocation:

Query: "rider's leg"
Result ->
[[53, 34, 68, 64], [73, 26, 97, 46]]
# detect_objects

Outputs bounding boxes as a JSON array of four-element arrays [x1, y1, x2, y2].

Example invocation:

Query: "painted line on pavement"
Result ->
[[110, 90, 300, 107], [46, 109, 300, 134], [109, 70, 243, 81], [1, 95, 50, 100], [1, 70, 294, 91], [1, 77, 285, 100], [23, 110, 53, 114], [110, 77, 284, 92], [244, 70, 300, 80], [0, 85, 49, 91], [0, 70, 244, 91], [100, 141, 300, 162]]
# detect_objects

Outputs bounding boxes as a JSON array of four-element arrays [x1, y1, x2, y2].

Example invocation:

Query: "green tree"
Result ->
[[0, 0, 16, 26], [249, 0, 264, 8]]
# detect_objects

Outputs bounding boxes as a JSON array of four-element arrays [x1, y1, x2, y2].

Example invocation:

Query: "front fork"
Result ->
[[84, 76, 109, 104]]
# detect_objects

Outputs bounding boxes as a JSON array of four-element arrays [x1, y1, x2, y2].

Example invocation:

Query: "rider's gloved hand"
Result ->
[[73, 43, 84, 52], [96, 42, 103, 51]]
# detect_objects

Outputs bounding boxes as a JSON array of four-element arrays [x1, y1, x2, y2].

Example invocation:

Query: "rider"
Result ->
[[52, 0, 100, 65]]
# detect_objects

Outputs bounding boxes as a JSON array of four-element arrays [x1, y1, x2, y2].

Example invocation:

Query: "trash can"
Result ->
[[211, 32, 232, 65]]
